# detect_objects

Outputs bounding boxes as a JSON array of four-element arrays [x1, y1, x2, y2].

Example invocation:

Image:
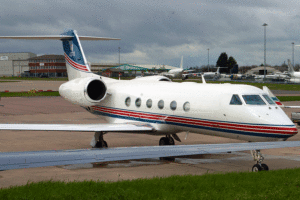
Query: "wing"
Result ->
[[1, 141, 300, 170], [0, 123, 154, 132]]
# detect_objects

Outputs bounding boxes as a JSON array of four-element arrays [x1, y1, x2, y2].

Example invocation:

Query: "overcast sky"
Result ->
[[0, 0, 300, 68]]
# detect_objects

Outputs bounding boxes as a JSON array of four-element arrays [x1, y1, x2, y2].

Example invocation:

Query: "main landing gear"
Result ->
[[251, 150, 269, 172], [159, 135, 180, 161], [90, 131, 108, 148]]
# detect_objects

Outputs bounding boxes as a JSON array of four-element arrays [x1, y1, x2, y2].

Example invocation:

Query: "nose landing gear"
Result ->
[[90, 131, 108, 148], [251, 150, 269, 172]]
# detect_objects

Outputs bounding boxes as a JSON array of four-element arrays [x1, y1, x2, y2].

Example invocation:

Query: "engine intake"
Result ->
[[86, 79, 106, 101], [59, 77, 107, 106]]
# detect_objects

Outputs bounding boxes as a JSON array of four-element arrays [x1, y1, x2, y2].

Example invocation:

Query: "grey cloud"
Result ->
[[0, 0, 300, 67]]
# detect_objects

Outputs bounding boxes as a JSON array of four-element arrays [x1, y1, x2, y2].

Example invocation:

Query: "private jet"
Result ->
[[285, 59, 300, 83], [0, 30, 299, 172]]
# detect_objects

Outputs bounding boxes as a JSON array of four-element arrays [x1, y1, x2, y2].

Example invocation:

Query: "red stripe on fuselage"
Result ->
[[64, 53, 88, 71], [92, 106, 298, 135]]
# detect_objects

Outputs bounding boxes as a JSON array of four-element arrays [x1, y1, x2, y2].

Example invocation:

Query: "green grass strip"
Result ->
[[277, 96, 300, 102], [173, 79, 300, 91], [0, 91, 60, 97], [1, 168, 300, 199]]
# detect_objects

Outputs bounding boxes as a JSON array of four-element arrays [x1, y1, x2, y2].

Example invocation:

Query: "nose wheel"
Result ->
[[251, 150, 269, 172]]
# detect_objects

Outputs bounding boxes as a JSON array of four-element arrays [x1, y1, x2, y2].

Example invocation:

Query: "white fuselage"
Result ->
[[161, 68, 184, 78], [88, 80, 297, 142]]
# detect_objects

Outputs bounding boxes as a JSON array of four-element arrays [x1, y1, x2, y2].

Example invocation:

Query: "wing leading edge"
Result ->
[[1, 141, 300, 170]]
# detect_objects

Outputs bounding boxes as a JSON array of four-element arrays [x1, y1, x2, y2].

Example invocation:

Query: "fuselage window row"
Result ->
[[126, 98, 190, 112]]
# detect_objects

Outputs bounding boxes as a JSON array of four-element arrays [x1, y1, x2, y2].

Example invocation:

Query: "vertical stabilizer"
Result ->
[[287, 59, 294, 74], [62, 30, 92, 80], [180, 56, 183, 69], [201, 74, 206, 84]]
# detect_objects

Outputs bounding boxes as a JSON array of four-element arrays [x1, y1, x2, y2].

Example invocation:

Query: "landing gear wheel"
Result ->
[[95, 140, 108, 148], [168, 137, 175, 145], [160, 157, 175, 161], [252, 164, 263, 172], [261, 164, 269, 171], [159, 137, 169, 146], [159, 136, 175, 161]]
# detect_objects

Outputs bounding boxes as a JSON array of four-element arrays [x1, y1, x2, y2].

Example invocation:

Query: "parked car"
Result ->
[[40, 74, 49, 78]]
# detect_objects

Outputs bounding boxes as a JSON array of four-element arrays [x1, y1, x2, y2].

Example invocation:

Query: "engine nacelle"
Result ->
[[59, 77, 107, 106]]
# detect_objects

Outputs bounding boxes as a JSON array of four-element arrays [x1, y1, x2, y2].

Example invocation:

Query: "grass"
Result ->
[[1, 168, 300, 199], [0, 91, 60, 97], [0, 81, 20, 83], [278, 96, 300, 101], [173, 79, 300, 91], [1, 76, 300, 91]]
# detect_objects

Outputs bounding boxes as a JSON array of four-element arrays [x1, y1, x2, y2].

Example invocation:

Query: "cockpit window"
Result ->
[[262, 94, 275, 105], [271, 96, 279, 101], [242, 95, 266, 105], [230, 94, 242, 105]]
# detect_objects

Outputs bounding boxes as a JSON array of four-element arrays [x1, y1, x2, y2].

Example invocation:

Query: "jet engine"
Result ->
[[59, 77, 107, 106]]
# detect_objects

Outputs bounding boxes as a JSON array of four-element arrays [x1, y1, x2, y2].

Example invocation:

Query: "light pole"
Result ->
[[207, 48, 210, 72], [262, 23, 268, 79], [292, 42, 295, 67], [118, 47, 121, 66]]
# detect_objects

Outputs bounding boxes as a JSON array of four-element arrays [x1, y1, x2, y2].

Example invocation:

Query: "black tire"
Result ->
[[95, 141, 108, 148], [261, 163, 269, 171], [168, 137, 175, 145], [252, 164, 263, 172], [160, 157, 175, 161], [159, 137, 169, 146]]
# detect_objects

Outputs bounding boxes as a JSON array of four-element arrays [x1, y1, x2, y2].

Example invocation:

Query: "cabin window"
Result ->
[[125, 97, 131, 107], [230, 95, 242, 105], [242, 95, 266, 105], [146, 99, 152, 108], [135, 98, 141, 107], [158, 100, 164, 109], [170, 101, 177, 111], [262, 95, 275, 105], [183, 102, 190, 112]]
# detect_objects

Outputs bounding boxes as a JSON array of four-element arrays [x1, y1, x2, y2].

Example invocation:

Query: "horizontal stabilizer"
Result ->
[[0, 35, 73, 40], [0, 36, 120, 41], [1, 141, 300, 170], [0, 123, 153, 132]]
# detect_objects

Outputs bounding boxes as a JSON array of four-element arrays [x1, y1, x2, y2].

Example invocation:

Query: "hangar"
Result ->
[[245, 66, 281, 76], [0, 52, 36, 77]]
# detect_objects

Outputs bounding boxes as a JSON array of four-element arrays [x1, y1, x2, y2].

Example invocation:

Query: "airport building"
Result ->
[[0, 52, 36, 77], [99, 64, 176, 77], [245, 66, 281, 75], [0, 52, 177, 78], [28, 55, 67, 77]]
